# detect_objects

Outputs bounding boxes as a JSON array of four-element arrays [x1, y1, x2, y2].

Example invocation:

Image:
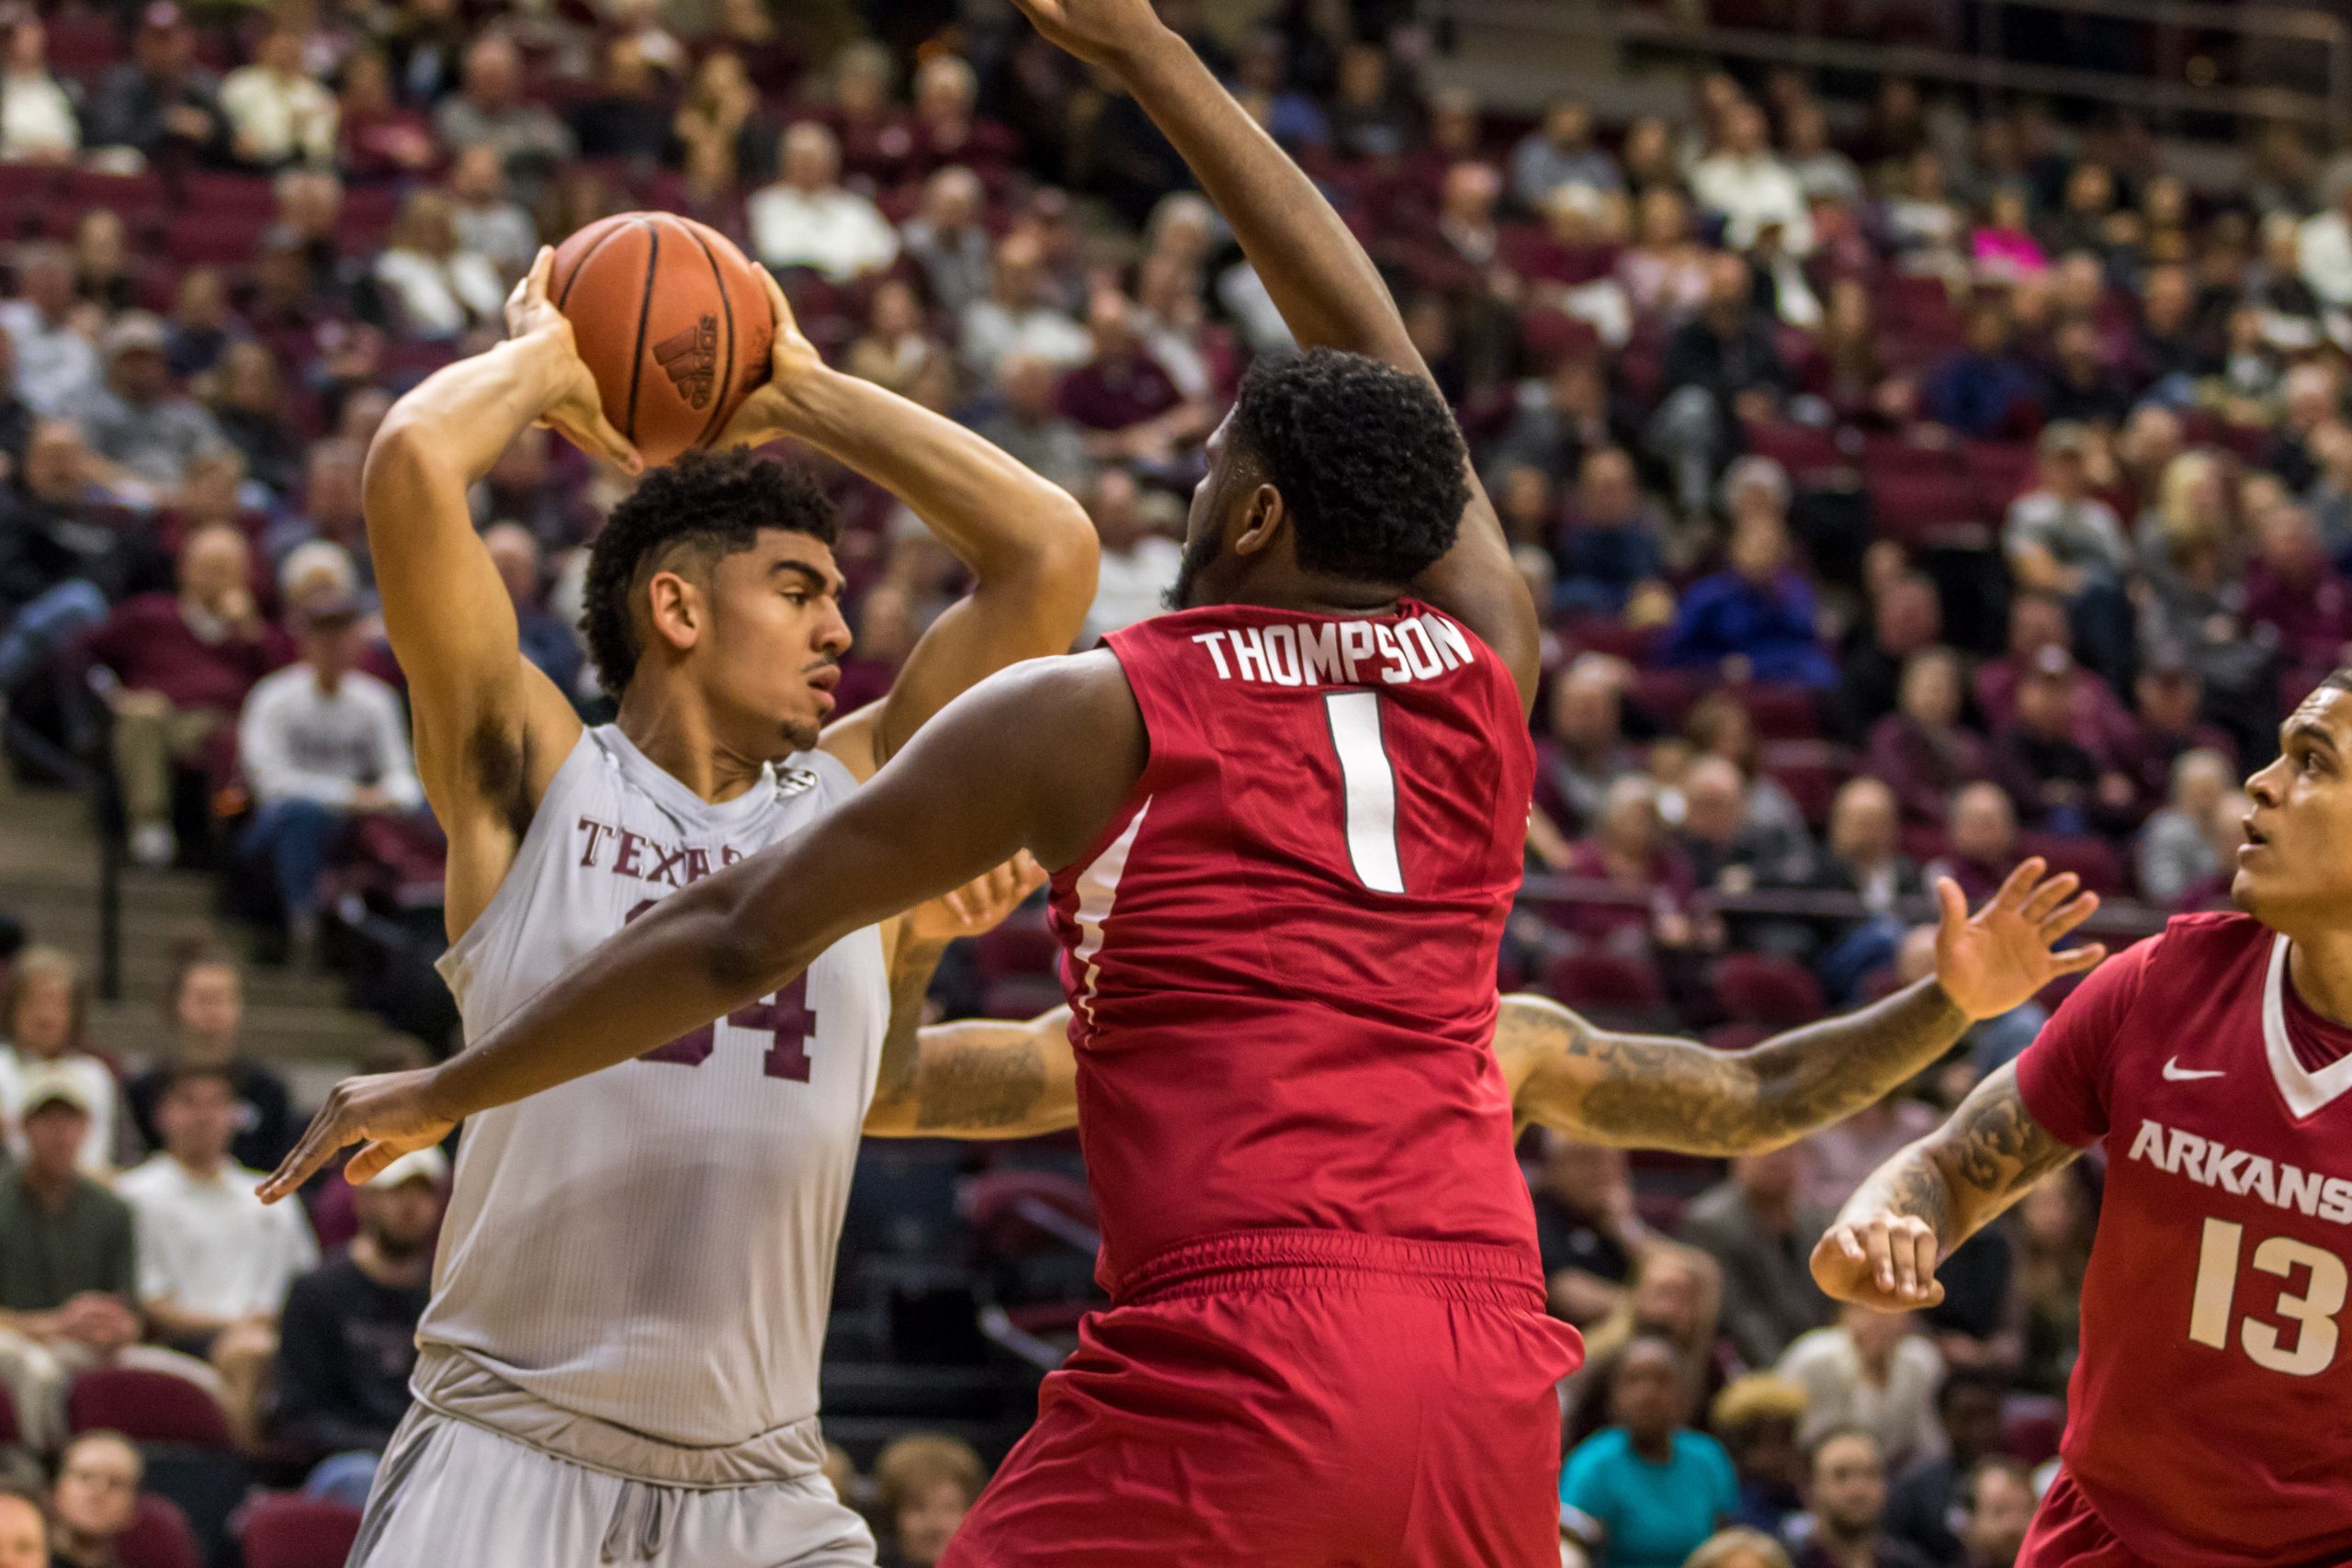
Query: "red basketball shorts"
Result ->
[[2021, 1470, 2158, 1568], [940, 1229, 1583, 1568]]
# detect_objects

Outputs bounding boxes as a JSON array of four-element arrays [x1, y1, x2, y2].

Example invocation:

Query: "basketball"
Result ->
[[549, 212, 775, 468]]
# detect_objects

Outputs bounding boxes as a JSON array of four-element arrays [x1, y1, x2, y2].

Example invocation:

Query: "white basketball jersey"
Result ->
[[422, 725, 887, 1450]]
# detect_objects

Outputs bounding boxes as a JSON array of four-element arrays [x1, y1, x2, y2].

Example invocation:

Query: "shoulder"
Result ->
[[1676, 1430, 1736, 1472], [115, 1156, 174, 1199], [1566, 1427, 1629, 1470]]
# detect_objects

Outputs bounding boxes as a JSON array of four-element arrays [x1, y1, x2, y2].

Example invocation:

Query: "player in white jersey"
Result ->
[[307, 252, 1096, 1568]]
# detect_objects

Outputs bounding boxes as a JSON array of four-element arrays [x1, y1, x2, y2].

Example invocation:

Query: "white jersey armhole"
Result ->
[[435, 728, 606, 1007]]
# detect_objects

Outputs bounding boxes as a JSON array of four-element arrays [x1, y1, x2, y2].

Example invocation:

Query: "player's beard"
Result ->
[[1165, 526, 1222, 611]]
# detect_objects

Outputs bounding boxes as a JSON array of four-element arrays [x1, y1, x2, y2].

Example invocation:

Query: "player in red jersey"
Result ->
[[252, 3, 2095, 1562], [1815, 671, 2352, 1568]]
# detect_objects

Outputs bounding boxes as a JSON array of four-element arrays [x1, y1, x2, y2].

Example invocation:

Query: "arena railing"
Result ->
[[1517, 873, 2171, 940]]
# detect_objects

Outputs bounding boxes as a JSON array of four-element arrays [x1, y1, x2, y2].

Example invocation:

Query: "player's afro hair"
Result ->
[[582, 448, 840, 698], [1224, 348, 1471, 586]]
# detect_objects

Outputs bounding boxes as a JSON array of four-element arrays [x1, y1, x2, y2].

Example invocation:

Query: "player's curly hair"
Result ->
[[1224, 348, 1471, 585], [581, 448, 840, 697]]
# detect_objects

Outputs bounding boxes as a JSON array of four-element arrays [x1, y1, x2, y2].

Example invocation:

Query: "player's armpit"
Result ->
[[865, 1009, 1079, 1140]]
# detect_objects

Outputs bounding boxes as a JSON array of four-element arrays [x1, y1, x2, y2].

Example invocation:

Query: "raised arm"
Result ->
[[258, 651, 1145, 1200], [1810, 1063, 2082, 1311], [365, 248, 639, 938], [1010, 0, 1540, 710], [1502, 860, 2102, 1155], [714, 272, 1097, 783]]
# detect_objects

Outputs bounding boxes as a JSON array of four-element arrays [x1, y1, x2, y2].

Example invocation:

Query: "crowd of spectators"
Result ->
[[0, 0, 2349, 1562]]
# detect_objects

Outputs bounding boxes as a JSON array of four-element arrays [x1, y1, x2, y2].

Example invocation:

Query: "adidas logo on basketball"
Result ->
[[654, 317, 719, 409]]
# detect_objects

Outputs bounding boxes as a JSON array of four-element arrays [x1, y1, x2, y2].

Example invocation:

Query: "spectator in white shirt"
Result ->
[[219, 22, 335, 168], [1080, 468, 1181, 644], [447, 145, 538, 280], [0, 15, 80, 164], [374, 186, 506, 342], [2299, 181, 2352, 312], [1777, 1304, 1946, 1468], [0, 949, 128, 1177], [960, 231, 1091, 382], [237, 598, 423, 960], [746, 121, 900, 283], [1690, 100, 1815, 256], [118, 1062, 320, 1446], [0, 243, 99, 418]]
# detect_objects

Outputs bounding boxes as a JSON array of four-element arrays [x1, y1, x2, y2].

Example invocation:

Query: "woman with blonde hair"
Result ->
[[1684, 1528, 1794, 1568], [373, 187, 505, 341], [870, 1433, 985, 1568], [0, 948, 130, 1174]]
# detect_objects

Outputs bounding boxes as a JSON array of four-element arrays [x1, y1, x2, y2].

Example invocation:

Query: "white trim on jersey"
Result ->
[[1321, 690, 1405, 895], [2263, 933, 2352, 1119], [1069, 798, 1152, 1028]]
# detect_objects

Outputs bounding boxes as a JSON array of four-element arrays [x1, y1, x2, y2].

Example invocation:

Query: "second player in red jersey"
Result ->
[[1817, 672, 2352, 1568]]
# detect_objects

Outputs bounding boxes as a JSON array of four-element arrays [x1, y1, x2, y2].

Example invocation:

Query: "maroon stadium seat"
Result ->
[[1758, 740, 1853, 828], [2017, 832, 2130, 899], [238, 1495, 364, 1568], [1544, 953, 1668, 1020], [1712, 952, 1824, 1028], [68, 1369, 232, 1449], [1732, 682, 1820, 741], [1743, 421, 1850, 490], [2003, 1404, 2065, 1467], [1563, 616, 1660, 666], [118, 1495, 203, 1568], [963, 1168, 1098, 1258]]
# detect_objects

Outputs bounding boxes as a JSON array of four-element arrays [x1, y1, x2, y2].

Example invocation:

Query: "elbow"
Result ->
[[1018, 489, 1102, 620], [358, 411, 443, 512]]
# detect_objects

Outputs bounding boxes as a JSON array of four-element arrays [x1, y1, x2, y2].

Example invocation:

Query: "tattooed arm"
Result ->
[[865, 1005, 1077, 1140], [1503, 857, 2104, 1154], [1810, 1063, 2080, 1311]]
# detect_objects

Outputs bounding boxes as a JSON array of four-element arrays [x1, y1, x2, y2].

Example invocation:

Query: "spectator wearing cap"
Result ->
[[0, 1063, 139, 1449], [1713, 1375, 1809, 1533], [0, 949, 128, 1175], [1680, 1145, 1833, 1370], [1780, 1427, 1936, 1568], [1663, 480, 1837, 689], [1510, 100, 1619, 211], [1649, 254, 1790, 519], [482, 523, 582, 697], [77, 524, 290, 868], [1989, 647, 2136, 835], [82, 2, 220, 164], [1690, 100, 1814, 256], [373, 188, 505, 343], [220, 21, 337, 169], [748, 122, 900, 285], [433, 35, 572, 189], [237, 594, 421, 959], [960, 232, 1091, 384], [0, 243, 99, 419], [70, 313, 229, 494], [126, 940, 294, 1174], [1080, 470, 1180, 645], [0, 13, 79, 165], [275, 1145, 445, 1503], [872, 1433, 985, 1568], [51, 1432, 141, 1568], [119, 1063, 320, 1446]]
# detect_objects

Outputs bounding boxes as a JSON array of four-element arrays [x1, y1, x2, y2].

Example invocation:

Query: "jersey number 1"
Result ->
[[624, 898, 817, 1082], [1321, 691, 1406, 895]]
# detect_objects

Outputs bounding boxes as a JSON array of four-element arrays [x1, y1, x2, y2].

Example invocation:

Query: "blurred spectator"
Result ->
[[50, 1432, 141, 1568], [0, 1066, 139, 1449], [1923, 299, 2037, 441], [749, 122, 899, 284], [1559, 1336, 1738, 1568], [1679, 1146, 1832, 1369], [1690, 101, 1813, 256], [2004, 424, 2132, 683], [1689, 1530, 1796, 1568], [0, 421, 117, 693], [483, 523, 582, 696], [901, 166, 993, 320], [1650, 256, 1789, 516], [1531, 1135, 1650, 1328], [334, 48, 436, 181], [2298, 183, 2352, 311], [206, 342, 302, 497], [220, 21, 337, 170], [1554, 775, 1703, 954], [1712, 1374, 1808, 1533], [374, 188, 504, 342], [1324, 41, 1415, 164], [433, 35, 571, 189], [2245, 502, 2352, 671], [1927, 783, 2021, 907], [83, 3, 220, 165], [73, 312, 229, 494], [970, 354, 1090, 495], [0, 14, 78, 165], [1679, 757, 1810, 895], [70, 211, 134, 317], [673, 51, 775, 195], [1970, 189, 2047, 284], [0, 328, 28, 470], [1486, 351, 1619, 489], [1537, 656, 1641, 837], [871, 1434, 983, 1568], [2136, 747, 2233, 906], [1884, 154, 1966, 278], [1511, 100, 1618, 210], [1805, 778, 1921, 999], [237, 598, 422, 958], [275, 1145, 445, 1498], [2013, 1170, 2092, 1397], [119, 1063, 320, 1445], [1059, 291, 1209, 468], [447, 146, 537, 280], [960, 232, 1091, 382], [1884, 1371, 2009, 1567], [1989, 648, 2135, 835], [0, 1487, 42, 1568], [1892, 922, 2041, 1086], [80, 524, 288, 867], [1841, 575, 1943, 739], [1953, 1459, 2035, 1568], [1619, 189, 1713, 322], [1664, 488, 1836, 688], [845, 278, 944, 400], [909, 53, 1008, 183], [127, 940, 294, 1173], [1080, 469, 1179, 645], [1780, 1427, 1933, 1568], [267, 440, 372, 586], [1781, 105, 1860, 209], [2039, 318, 2127, 431], [570, 37, 672, 165], [0, 950, 125, 1175], [0, 243, 100, 417], [2112, 649, 2236, 806], [1555, 447, 1669, 617], [166, 268, 232, 381], [1799, 1086, 1939, 1220], [1778, 1306, 1943, 1465]]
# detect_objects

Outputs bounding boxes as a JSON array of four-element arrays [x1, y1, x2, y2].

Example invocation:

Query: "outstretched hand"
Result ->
[[256, 1067, 455, 1205], [1005, 0, 1175, 69], [505, 246, 641, 474], [1933, 857, 2106, 1021]]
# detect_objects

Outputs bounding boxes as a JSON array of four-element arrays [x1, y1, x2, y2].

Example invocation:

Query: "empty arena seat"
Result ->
[[1712, 952, 1824, 1028], [68, 1369, 232, 1449], [1758, 740, 1852, 828], [2002, 1404, 2065, 1467], [238, 1495, 364, 1568], [117, 1495, 203, 1568], [1562, 615, 1660, 666], [2017, 832, 2130, 898], [1543, 952, 1668, 1024], [1732, 682, 1821, 741]]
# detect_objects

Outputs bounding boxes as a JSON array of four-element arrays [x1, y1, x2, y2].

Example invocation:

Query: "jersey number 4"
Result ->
[[623, 898, 817, 1082], [2190, 1216, 2348, 1377]]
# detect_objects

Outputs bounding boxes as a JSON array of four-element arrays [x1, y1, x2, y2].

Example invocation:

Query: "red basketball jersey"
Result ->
[[2016, 912, 2352, 1568], [1047, 600, 1542, 1292]]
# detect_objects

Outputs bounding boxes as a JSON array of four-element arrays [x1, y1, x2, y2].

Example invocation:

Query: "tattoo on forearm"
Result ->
[[1883, 1156, 1954, 1239], [1948, 1077, 2077, 1199], [913, 1038, 1049, 1131], [876, 938, 949, 1111]]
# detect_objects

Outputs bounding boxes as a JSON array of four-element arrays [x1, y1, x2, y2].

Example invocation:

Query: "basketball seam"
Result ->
[[681, 224, 738, 451], [624, 220, 659, 446], [554, 220, 632, 311]]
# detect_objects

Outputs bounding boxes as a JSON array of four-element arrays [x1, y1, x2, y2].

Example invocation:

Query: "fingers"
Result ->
[[1989, 856, 2047, 912], [1011, 850, 1046, 897], [555, 408, 642, 476], [257, 1096, 356, 1203], [527, 243, 554, 297], [1862, 1219, 1897, 1296], [345, 1139, 404, 1186], [756, 265, 794, 335], [2039, 890, 2099, 941], [2052, 942, 2109, 975], [2018, 871, 2081, 924], [1934, 875, 1966, 940]]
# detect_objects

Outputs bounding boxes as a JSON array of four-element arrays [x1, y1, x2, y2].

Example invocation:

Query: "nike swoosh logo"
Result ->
[[2164, 1057, 2226, 1082]]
